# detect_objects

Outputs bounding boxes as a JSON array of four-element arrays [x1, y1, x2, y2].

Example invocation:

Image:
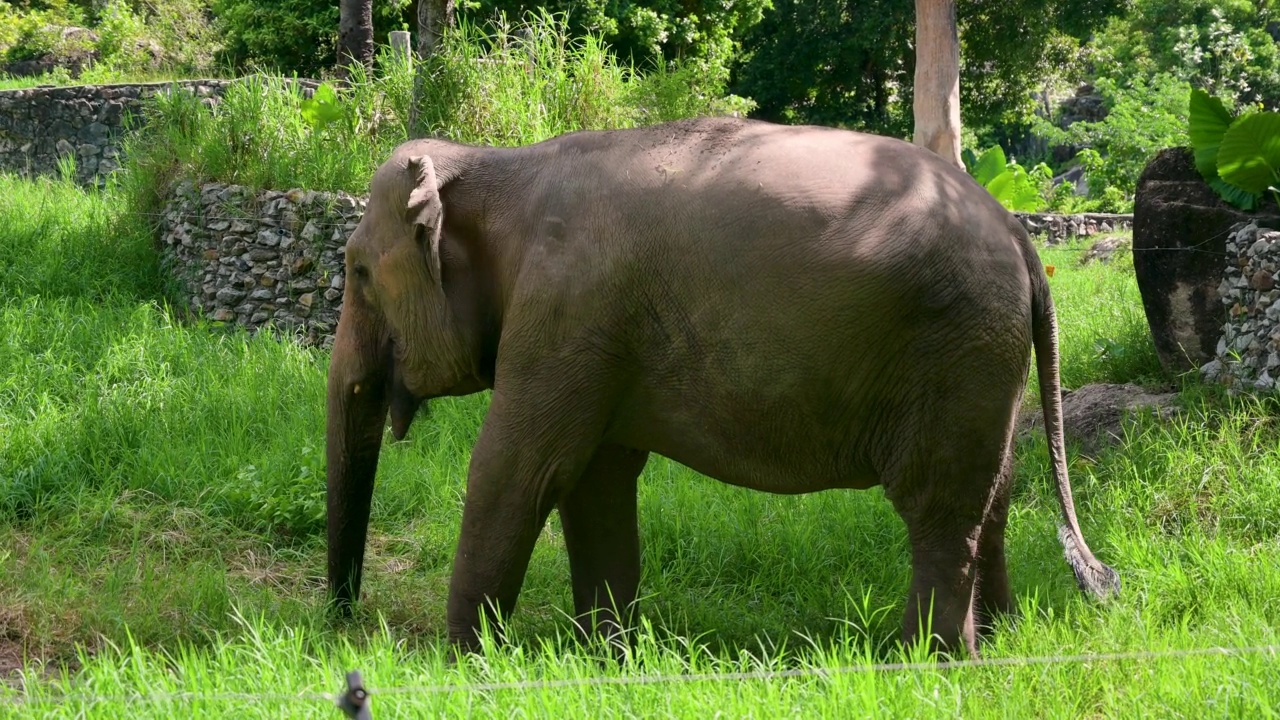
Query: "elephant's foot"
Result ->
[[901, 561, 981, 661], [974, 542, 1013, 638], [898, 508, 985, 659]]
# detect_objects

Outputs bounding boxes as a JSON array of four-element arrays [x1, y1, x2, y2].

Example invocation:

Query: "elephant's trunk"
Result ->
[[326, 295, 392, 615]]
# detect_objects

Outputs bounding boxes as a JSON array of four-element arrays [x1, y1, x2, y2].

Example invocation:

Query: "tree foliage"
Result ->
[[1087, 0, 1280, 109], [730, 0, 1126, 136], [461, 0, 770, 70], [731, 0, 915, 135], [211, 0, 412, 75]]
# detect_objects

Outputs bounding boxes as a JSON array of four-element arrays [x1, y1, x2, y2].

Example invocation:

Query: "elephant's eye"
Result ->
[[353, 264, 369, 281]]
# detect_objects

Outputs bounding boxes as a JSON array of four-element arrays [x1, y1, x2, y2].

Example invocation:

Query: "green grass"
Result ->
[[2, 176, 1280, 717], [1039, 234, 1164, 390], [0, 67, 219, 91], [118, 10, 754, 209]]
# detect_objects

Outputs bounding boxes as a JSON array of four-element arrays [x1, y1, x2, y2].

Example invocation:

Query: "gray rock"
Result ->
[[1017, 382, 1181, 456], [301, 221, 323, 242], [257, 229, 281, 247], [1201, 358, 1224, 381], [215, 287, 247, 304], [1080, 235, 1130, 266]]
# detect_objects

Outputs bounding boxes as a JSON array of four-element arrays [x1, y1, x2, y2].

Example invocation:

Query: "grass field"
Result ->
[[2, 172, 1279, 718]]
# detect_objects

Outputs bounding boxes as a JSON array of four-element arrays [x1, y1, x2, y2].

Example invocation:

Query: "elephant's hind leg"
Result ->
[[885, 414, 1014, 659], [974, 439, 1015, 637], [894, 494, 984, 659], [558, 444, 649, 652]]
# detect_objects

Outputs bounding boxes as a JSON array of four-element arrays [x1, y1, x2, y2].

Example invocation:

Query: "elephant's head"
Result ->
[[326, 146, 488, 613]]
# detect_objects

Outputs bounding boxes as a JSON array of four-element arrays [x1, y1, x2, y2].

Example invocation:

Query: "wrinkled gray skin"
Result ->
[[326, 116, 1120, 660]]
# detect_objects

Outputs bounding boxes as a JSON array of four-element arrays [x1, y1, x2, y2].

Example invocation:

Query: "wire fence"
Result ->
[[135, 207, 1246, 263], [5, 643, 1277, 716]]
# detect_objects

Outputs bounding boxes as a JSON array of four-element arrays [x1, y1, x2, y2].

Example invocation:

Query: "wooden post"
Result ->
[[335, 671, 372, 719], [389, 31, 411, 62]]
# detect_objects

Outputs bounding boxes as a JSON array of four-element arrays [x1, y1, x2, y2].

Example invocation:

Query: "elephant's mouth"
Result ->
[[388, 340, 429, 441]]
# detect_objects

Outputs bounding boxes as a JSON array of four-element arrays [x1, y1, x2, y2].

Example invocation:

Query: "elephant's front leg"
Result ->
[[558, 444, 649, 650], [445, 390, 608, 656]]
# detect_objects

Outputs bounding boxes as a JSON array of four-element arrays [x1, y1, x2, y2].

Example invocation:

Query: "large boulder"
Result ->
[[1132, 147, 1280, 375], [1016, 383, 1180, 457]]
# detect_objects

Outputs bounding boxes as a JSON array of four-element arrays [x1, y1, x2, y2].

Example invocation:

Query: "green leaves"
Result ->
[[1188, 88, 1232, 179], [986, 167, 1046, 212], [1217, 112, 1280, 195], [1208, 179, 1260, 211], [299, 82, 344, 131], [971, 145, 1008, 188], [966, 145, 1049, 212], [1189, 89, 1280, 210]]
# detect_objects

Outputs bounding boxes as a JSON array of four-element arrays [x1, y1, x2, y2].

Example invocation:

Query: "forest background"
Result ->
[[3, 0, 1278, 212]]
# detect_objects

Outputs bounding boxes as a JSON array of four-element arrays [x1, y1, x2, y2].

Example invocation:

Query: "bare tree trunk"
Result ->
[[912, 0, 964, 170], [409, 0, 457, 137], [417, 0, 456, 58], [338, 0, 374, 77]]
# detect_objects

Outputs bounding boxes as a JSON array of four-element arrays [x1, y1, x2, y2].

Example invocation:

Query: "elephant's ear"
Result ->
[[406, 154, 446, 283]]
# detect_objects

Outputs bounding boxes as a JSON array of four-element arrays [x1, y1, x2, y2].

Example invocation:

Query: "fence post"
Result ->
[[336, 670, 373, 719], [389, 31, 412, 62]]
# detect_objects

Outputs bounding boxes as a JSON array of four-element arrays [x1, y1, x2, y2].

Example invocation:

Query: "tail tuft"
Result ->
[[1058, 525, 1121, 600]]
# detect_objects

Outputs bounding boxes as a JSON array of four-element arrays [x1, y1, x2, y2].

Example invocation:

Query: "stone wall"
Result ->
[[1014, 212, 1132, 244], [155, 181, 1140, 350], [1202, 222, 1280, 392], [159, 180, 362, 349], [0, 80, 229, 184], [0, 78, 317, 185]]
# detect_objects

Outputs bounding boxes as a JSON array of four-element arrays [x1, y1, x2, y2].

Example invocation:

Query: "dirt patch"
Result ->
[[1018, 382, 1181, 457], [0, 630, 82, 693]]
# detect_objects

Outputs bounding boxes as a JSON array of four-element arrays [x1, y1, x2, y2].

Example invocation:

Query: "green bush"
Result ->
[[0, 0, 88, 62], [963, 144, 1053, 212], [122, 10, 753, 204], [224, 446, 326, 540], [211, 0, 412, 76], [1034, 73, 1191, 211], [118, 64, 413, 215], [466, 0, 770, 86], [413, 11, 754, 146], [0, 0, 220, 80]]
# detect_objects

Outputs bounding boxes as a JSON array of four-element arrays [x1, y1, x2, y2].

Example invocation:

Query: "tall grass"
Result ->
[[4, 172, 1280, 717], [413, 10, 754, 146], [118, 10, 755, 215], [1040, 236, 1164, 390]]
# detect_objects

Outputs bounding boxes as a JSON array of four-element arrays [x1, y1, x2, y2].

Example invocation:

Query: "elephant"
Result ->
[[324, 115, 1120, 660]]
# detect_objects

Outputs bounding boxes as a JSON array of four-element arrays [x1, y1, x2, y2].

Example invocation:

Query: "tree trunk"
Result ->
[[409, 0, 457, 137], [912, 0, 964, 170], [417, 0, 456, 59], [338, 0, 374, 76]]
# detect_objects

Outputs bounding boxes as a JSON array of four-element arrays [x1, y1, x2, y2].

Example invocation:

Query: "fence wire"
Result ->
[[4, 642, 1277, 710], [132, 209, 1249, 259]]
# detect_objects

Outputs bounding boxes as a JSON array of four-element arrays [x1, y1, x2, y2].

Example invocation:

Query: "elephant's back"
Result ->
[[514, 118, 1038, 492]]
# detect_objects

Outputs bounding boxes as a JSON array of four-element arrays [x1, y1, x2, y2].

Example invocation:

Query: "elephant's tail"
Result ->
[[1026, 229, 1122, 602]]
